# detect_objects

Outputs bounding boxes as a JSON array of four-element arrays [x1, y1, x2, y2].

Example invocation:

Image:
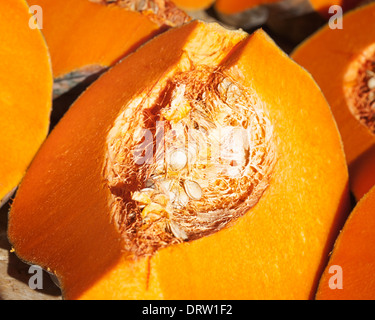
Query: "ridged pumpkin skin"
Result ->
[[8, 21, 349, 300], [0, 0, 52, 207], [291, 3, 375, 201], [316, 185, 375, 300]]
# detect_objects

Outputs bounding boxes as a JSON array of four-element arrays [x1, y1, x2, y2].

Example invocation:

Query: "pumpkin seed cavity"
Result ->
[[105, 66, 275, 257], [344, 45, 375, 134]]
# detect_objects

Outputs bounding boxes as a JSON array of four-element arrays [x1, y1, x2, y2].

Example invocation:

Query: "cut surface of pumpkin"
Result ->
[[29, 0, 190, 97], [315, 185, 375, 300], [172, 0, 216, 10], [0, 0, 52, 207], [291, 3, 375, 200], [8, 21, 349, 300]]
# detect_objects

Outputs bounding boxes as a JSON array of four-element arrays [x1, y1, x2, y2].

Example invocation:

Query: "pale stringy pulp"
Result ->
[[104, 66, 276, 257]]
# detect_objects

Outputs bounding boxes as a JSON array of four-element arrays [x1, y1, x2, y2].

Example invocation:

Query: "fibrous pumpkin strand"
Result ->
[[345, 48, 375, 134], [105, 66, 275, 257]]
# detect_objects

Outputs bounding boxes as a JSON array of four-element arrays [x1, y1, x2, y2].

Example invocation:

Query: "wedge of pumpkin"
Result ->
[[292, 2, 375, 201], [316, 185, 375, 300], [8, 21, 350, 300], [0, 0, 52, 208], [28, 0, 190, 98]]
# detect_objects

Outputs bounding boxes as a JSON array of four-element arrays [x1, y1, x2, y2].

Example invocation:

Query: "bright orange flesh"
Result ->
[[8, 21, 349, 300], [316, 185, 375, 300], [0, 0, 52, 205], [292, 3, 375, 200], [173, 0, 215, 10], [309, 0, 363, 18]]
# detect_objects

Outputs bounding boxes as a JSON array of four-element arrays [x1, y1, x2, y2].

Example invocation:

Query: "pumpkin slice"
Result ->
[[292, 3, 375, 201], [0, 0, 52, 207], [28, 0, 190, 98], [316, 185, 375, 299], [8, 21, 350, 300]]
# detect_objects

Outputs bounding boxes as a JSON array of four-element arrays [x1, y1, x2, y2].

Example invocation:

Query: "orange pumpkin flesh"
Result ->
[[0, 0, 52, 207], [316, 185, 375, 300], [308, 0, 363, 17], [8, 21, 349, 300], [29, 0, 190, 97], [172, 0, 215, 11], [291, 3, 375, 201]]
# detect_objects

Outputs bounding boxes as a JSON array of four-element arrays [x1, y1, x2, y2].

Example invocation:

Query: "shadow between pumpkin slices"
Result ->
[[291, 2, 375, 201], [8, 21, 350, 300], [213, 0, 364, 29]]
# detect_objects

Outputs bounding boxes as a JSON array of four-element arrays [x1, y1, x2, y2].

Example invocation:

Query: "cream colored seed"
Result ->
[[168, 149, 188, 171], [367, 77, 375, 90], [145, 179, 155, 188], [183, 180, 202, 201], [169, 221, 188, 240], [157, 178, 173, 194], [177, 187, 189, 207], [369, 91, 375, 102]]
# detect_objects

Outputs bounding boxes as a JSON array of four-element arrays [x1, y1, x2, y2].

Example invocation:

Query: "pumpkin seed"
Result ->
[[368, 77, 375, 90], [178, 187, 189, 207], [168, 149, 187, 171], [145, 179, 155, 188], [183, 180, 202, 201], [169, 221, 188, 240]]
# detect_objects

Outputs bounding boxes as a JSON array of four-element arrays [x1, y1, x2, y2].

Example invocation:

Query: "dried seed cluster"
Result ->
[[345, 47, 375, 134], [105, 67, 275, 257]]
